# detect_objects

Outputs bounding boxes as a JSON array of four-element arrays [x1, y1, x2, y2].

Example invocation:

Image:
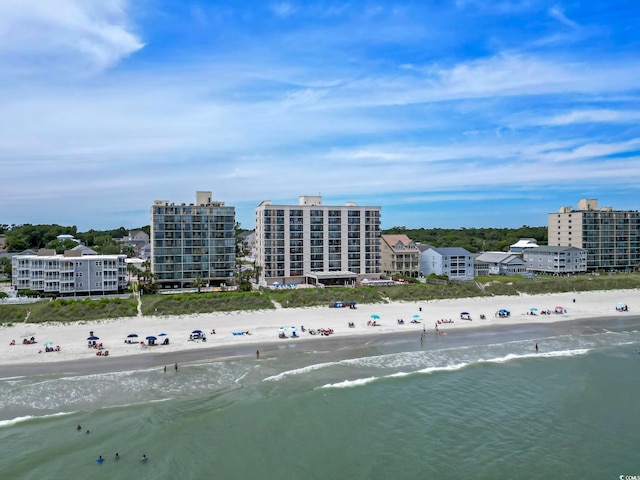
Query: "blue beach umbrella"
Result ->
[[43, 342, 54, 347], [461, 312, 470, 315], [146, 336, 157, 341], [371, 314, 380, 319], [412, 314, 420, 318], [127, 333, 138, 338], [192, 330, 203, 334], [87, 336, 99, 341], [530, 307, 538, 312], [157, 333, 167, 337]]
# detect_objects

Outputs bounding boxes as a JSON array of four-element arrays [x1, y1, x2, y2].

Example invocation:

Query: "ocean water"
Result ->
[[1, 317, 639, 480]]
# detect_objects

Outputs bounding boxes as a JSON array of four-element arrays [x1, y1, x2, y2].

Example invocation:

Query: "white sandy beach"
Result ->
[[0, 289, 637, 368]]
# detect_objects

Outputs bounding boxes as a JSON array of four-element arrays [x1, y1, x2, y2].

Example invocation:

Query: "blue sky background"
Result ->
[[1, 0, 639, 231]]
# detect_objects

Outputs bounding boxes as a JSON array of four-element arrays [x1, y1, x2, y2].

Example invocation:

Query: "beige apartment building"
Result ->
[[255, 196, 381, 285], [548, 198, 640, 271], [380, 234, 420, 277]]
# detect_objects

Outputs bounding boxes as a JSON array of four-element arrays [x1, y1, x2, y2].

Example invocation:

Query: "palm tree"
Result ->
[[192, 276, 204, 294]]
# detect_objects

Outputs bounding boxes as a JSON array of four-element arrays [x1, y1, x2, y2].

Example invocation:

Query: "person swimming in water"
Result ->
[[141, 454, 148, 463], [97, 456, 104, 464]]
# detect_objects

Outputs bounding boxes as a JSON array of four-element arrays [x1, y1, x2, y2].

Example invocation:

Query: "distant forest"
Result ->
[[382, 226, 548, 253], [1, 223, 548, 255], [0, 224, 150, 254]]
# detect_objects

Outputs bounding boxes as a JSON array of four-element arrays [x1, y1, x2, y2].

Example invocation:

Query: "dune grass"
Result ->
[[1, 273, 638, 324]]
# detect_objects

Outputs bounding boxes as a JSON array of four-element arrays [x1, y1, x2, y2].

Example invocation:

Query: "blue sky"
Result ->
[[2, 0, 639, 231]]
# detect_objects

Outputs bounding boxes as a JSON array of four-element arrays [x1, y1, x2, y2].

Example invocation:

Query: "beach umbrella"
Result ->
[[43, 342, 54, 347], [461, 312, 470, 315], [371, 314, 380, 319], [157, 333, 167, 337], [127, 333, 138, 338], [412, 314, 420, 318], [192, 330, 203, 334], [617, 302, 626, 307], [530, 307, 538, 312], [146, 336, 157, 341], [87, 336, 99, 341]]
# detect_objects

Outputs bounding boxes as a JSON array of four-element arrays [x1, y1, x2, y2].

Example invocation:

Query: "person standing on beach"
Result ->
[[535, 343, 539, 352], [256, 350, 260, 359], [174, 363, 178, 371], [164, 365, 166, 373]]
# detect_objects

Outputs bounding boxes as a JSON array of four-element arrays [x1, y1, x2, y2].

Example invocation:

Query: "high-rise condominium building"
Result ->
[[255, 196, 381, 285], [548, 198, 640, 271], [150, 191, 235, 288]]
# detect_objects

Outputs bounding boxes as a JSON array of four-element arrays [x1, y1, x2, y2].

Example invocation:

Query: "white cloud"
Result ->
[[532, 109, 640, 126], [270, 2, 298, 18], [549, 5, 579, 29], [0, 0, 143, 71]]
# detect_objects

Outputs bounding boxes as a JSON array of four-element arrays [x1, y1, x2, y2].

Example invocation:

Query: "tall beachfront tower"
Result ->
[[548, 198, 640, 271], [150, 191, 236, 289], [255, 195, 381, 286]]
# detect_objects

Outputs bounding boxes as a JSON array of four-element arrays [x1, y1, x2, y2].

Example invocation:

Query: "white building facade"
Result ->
[[12, 250, 127, 295], [255, 196, 381, 285]]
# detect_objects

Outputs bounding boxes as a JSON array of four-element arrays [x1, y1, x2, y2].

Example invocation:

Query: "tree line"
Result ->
[[382, 225, 548, 253], [0, 224, 149, 254], [1, 223, 548, 255]]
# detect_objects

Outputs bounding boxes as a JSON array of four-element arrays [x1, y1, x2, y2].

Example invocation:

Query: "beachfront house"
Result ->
[[419, 247, 474, 280], [509, 238, 540, 255], [380, 234, 420, 278], [524, 245, 587, 274], [474, 252, 525, 276]]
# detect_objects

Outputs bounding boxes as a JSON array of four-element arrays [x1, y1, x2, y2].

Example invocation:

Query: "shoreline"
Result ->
[[1, 289, 637, 378]]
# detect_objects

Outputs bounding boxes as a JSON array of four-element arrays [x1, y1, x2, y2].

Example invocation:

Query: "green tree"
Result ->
[[0, 257, 11, 279]]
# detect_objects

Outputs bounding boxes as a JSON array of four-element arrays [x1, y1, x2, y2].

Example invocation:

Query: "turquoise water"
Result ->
[[1, 318, 639, 479]]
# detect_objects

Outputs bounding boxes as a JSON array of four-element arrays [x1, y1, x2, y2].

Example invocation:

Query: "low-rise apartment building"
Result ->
[[524, 246, 587, 274], [12, 249, 127, 295]]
